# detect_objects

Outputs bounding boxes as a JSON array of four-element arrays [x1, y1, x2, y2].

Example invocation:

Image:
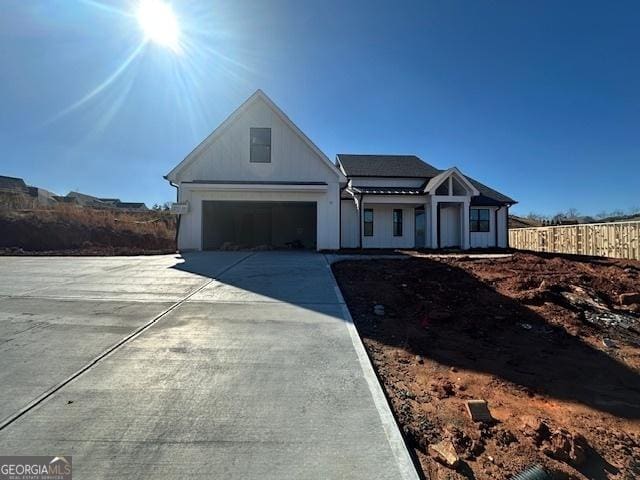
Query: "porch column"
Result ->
[[430, 196, 438, 249], [462, 199, 470, 250]]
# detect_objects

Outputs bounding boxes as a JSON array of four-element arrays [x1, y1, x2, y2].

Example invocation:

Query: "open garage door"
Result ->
[[202, 201, 317, 250]]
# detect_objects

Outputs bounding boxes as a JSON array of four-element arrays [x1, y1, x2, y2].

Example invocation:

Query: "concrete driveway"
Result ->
[[0, 252, 417, 480]]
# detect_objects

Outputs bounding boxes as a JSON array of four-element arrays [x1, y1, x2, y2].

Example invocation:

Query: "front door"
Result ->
[[439, 205, 461, 248]]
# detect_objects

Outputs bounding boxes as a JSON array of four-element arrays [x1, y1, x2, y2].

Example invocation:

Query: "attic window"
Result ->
[[250, 128, 271, 163]]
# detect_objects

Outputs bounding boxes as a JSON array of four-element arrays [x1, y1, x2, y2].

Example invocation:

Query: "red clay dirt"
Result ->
[[332, 252, 640, 479]]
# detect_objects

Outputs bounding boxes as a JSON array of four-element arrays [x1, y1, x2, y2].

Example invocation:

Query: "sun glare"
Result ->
[[136, 0, 180, 52]]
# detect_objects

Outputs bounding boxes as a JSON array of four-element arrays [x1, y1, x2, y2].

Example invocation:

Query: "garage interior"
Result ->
[[202, 201, 317, 250]]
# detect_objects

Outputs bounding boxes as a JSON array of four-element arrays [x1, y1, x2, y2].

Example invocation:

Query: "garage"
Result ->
[[202, 201, 317, 250]]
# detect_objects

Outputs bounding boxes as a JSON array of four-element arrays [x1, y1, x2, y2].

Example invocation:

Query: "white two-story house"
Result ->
[[165, 90, 515, 251]]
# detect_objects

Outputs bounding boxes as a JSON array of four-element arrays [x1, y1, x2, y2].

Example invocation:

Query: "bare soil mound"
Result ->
[[0, 207, 176, 255]]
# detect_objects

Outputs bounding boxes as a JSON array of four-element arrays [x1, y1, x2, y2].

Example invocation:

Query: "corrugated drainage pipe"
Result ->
[[511, 464, 553, 480]]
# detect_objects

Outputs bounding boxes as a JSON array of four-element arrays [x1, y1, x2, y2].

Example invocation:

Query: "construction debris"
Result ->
[[429, 440, 460, 468], [619, 292, 640, 305], [465, 399, 494, 423]]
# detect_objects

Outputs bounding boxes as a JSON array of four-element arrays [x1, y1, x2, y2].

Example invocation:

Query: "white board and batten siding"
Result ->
[[342, 203, 509, 249], [341, 200, 359, 248], [362, 204, 416, 249], [469, 206, 509, 248], [171, 94, 343, 251], [340, 202, 416, 249]]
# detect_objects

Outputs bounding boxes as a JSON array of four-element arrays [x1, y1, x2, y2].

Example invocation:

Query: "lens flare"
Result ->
[[136, 0, 181, 52]]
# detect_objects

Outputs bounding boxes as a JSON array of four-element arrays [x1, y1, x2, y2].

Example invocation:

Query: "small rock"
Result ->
[[602, 337, 617, 348], [521, 416, 551, 445], [629, 303, 640, 313], [542, 429, 588, 467], [620, 293, 640, 305], [432, 381, 455, 399], [429, 440, 460, 468], [416, 355, 424, 364]]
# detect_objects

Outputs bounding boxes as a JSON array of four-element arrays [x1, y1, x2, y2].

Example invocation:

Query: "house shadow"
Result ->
[[333, 258, 639, 478], [170, 250, 350, 318]]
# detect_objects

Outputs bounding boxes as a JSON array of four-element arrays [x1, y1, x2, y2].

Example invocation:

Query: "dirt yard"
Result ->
[[0, 206, 176, 255], [332, 252, 640, 479]]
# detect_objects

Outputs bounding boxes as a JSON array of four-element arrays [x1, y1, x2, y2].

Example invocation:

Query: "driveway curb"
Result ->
[[323, 256, 421, 480]]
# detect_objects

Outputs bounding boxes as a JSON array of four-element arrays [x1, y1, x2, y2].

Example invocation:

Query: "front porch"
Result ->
[[340, 194, 472, 250], [340, 167, 480, 249]]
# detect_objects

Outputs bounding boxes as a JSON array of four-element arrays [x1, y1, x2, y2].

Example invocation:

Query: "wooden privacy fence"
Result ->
[[509, 221, 640, 260]]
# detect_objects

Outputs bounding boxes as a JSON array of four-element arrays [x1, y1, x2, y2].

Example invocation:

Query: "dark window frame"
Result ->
[[470, 208, 490, 232], [393, 209, 403, 236], [250, 127, 271, 163], [363, 208, 374, 236]]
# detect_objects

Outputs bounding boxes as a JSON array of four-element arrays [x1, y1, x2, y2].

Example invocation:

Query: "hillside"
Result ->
[[0, 205, 176, 255]]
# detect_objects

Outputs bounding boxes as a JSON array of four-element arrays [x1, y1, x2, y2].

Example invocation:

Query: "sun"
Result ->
[[136, 0, 181, 52]]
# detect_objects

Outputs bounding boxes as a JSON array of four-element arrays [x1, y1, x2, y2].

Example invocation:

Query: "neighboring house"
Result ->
[[165, 90, 516, 251], [0, 175, 29, 195], [66, 192, 147, 211], [27, 187, 58, 206], [0, 175, 57, 206], [509, 215, 543, 229], [115, 202, 148, 211], [67, 191, 108, 208]]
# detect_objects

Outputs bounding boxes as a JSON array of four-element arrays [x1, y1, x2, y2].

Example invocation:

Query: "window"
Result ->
[[364, 209, 374, 236], [470, 208, 490, 232], [393, 209, 403, 236], [250, 128, 271, 163]]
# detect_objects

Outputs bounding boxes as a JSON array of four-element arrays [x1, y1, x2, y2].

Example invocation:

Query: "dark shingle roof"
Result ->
[[336, 154, 516, 205], [337, 154, 441, 178], [466, 177, 515, 205]]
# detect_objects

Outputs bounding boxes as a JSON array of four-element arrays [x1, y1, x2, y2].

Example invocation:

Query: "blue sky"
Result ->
[[1, 0, 638, 216]]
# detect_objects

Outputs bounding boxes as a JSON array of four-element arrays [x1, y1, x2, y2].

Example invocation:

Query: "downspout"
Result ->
[[166, 178, 181, 250], [339, 185, 346, 250], [506, 204, 511, 248], [358, 193, 363, 249], [495, 207, 499, 248]]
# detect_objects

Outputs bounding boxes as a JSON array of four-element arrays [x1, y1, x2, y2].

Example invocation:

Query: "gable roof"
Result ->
[[166, 89, 346, 183], [336, 154, 441, 178], [423, 167, 480, 196], [337, 153, 516, 205]]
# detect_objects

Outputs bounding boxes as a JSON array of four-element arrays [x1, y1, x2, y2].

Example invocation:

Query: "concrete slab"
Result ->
[[0, 252, 418, 480], [0, 252, 250, 422], [189, 251, 339, 304], [0, 298, 174, 422]]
